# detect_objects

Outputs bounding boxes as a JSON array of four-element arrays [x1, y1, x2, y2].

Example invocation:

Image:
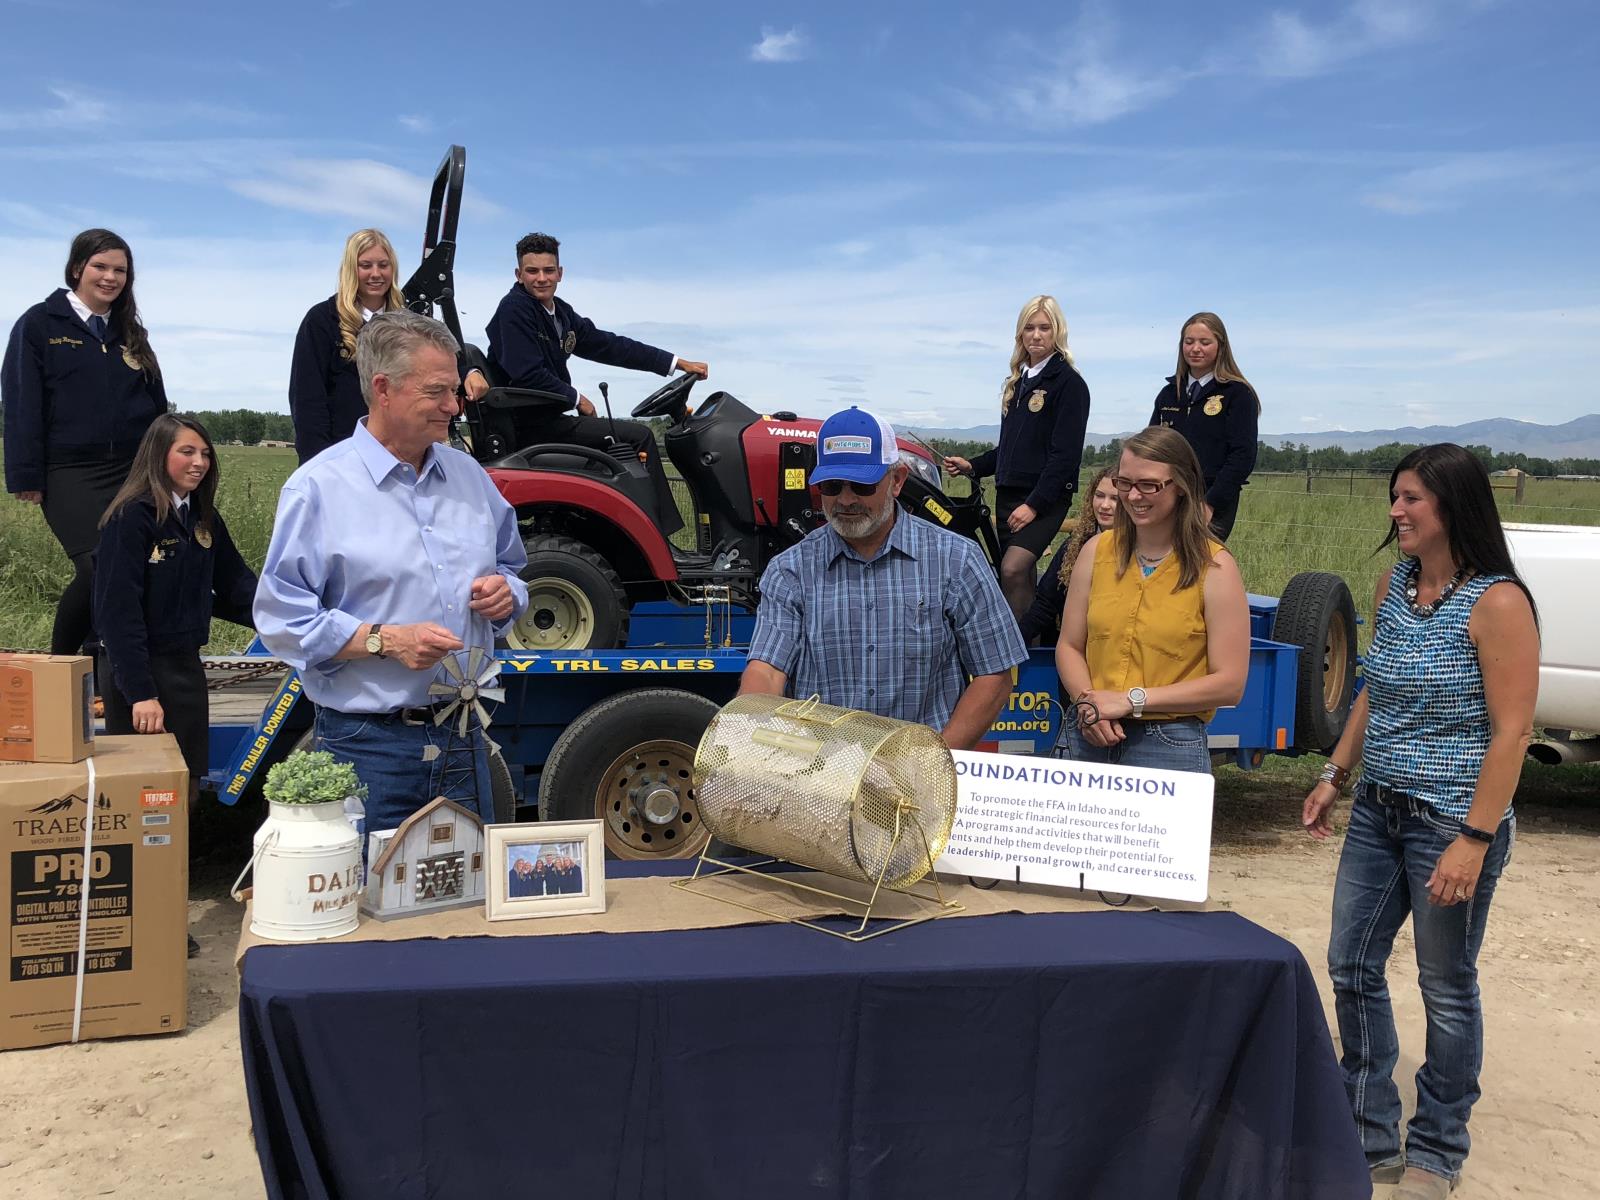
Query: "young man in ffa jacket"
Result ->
[[468, 232, 708, 535]]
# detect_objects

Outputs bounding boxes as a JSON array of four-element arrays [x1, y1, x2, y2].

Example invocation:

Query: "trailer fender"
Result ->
[[217, 672, 312, 806]]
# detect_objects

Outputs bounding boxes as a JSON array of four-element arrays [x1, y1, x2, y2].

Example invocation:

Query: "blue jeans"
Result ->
[[1051, 716, 1211, 774], [313, 707, 493, 855], [1327, 784, 1514, 1182]]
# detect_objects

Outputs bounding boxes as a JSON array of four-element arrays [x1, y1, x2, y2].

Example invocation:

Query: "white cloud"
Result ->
[[989, 8, 1178, 129], [1007, 59, 1176, 128], [398, 114, 432, 134], [750, 27, 807, 63], [0, 87, 109, 132], [1257, 13, 1340, 78], [991, 0, 1491, 128], [230, 158, 426, 222], [0, 201, 104, 239], [1256, 0, 1462, 78], [0, 225, 1590, 434], [1361, 149, 1600, 215], [228, 157, 502, 223]]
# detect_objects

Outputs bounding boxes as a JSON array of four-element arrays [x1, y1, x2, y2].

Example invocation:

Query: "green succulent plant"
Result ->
[[263, 750, 369, 806]]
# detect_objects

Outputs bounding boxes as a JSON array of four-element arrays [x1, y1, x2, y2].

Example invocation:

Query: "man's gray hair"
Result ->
[[356, 310, 461, 402]]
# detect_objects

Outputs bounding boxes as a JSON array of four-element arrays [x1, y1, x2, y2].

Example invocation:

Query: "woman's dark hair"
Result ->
[[1378, 443, 1538, 622], [64, 228, 161, 381], [100, 414, 220, 534]]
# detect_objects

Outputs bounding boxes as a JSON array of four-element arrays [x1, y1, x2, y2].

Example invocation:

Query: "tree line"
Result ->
[[921, 436, 1600, 478], [19, 405, 1590, 475], [177, 409, 297, 446]]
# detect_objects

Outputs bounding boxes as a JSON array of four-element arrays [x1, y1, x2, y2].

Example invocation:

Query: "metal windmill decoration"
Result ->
[[429, 647, 505, 738]]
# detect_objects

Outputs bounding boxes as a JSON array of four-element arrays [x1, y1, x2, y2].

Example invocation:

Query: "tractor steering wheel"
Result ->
[[631, 372, 697, 419]]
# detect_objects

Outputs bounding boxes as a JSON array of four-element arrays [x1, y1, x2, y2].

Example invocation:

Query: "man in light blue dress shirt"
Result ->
[[740, 407, 1024, 749], [255, 311, 529, 837]]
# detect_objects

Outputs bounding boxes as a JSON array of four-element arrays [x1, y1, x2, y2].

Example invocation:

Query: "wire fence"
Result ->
[[1250, 469, 1600, 523]]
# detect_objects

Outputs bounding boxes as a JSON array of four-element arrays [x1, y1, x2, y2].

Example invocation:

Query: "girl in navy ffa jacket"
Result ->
[[942, 295, 1092, 618], [3, 229, 168, 655], [288, 228, 405, 463], [94, 414, 257, 785], [1148, 312, 1259, 540]]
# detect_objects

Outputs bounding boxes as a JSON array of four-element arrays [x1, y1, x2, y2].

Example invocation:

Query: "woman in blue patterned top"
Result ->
[[1302, 444, 1539, 1200]]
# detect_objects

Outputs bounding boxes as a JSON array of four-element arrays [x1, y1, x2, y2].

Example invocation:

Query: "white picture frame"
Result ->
[[484, 820, 606, 921]]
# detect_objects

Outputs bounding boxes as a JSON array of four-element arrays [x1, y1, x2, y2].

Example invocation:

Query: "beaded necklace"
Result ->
[[1404, 566, 1466, 618]]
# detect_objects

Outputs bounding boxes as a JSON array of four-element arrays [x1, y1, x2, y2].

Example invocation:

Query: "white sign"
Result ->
[[935, 749, 1214, 902]]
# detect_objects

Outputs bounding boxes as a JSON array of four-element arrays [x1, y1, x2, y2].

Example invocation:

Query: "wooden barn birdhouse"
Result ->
[[362, 797, 487, 920]]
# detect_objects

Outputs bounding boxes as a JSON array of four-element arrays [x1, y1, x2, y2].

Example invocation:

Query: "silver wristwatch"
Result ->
[[1128, 687, 1147, 718]]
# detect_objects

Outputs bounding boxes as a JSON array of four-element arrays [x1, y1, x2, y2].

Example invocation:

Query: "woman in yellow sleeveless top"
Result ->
[[1054, 426, 1250, 773]]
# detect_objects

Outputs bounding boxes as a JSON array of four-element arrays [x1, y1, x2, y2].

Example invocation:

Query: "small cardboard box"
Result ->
[[0, 653, 94, 763], [1, 735, 188, 1051]]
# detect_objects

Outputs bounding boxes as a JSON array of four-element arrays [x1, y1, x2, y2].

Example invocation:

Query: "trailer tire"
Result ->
[[506, 535, 628, 651], [541, 688, 720, 859], [289, 730, 517, 824], [1273, 571, 1358, 752]]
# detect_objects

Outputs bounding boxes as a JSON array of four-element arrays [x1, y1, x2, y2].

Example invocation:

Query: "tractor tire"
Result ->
[[540, 688, 721, 860], [506, 535, 628, 651], [1273, 571, 1358, 752], [290, 729, 517, 824]]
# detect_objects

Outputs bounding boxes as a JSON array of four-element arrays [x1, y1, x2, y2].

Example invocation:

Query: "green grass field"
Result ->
[[0, 444, 293, 653], [4, 447, 1599, 654], [5, 444, 1597, 799]]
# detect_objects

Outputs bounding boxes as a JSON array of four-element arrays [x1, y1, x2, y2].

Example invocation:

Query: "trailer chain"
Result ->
[[0, 648, 288, 693]]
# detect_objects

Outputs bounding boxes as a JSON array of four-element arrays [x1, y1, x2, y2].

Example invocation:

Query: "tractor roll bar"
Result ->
[[402, 143, 467, 345]]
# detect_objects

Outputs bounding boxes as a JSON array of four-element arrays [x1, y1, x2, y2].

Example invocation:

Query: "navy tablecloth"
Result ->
[[238, 900, 1368, 1200]]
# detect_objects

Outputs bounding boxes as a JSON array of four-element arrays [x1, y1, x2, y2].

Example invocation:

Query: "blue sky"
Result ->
[[2, 0, 1596, 439]]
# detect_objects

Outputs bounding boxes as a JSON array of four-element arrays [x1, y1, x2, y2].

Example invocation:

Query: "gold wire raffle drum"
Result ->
[[692, 695, 959, 889]]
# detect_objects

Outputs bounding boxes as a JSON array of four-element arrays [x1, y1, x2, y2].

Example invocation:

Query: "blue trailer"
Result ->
[[193, 143, 1359, 859], [204, 574, 1354, 861]]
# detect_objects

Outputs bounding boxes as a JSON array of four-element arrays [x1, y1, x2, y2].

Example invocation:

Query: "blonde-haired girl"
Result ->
[[288, 229, 406, 462], [942, 295, 1092, 618]]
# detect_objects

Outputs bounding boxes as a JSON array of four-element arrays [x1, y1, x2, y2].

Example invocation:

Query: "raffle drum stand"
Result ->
[[674, 695, 962, 941]]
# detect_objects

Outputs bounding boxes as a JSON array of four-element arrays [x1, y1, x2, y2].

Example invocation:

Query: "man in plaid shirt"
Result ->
[[740, 407, 1025, 750]]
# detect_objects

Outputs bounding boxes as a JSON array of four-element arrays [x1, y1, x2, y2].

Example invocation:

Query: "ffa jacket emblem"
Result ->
[[561, 330, 577, 354], [1027, 389, 1046, 413], [122, 346, 143, 371], [1203, 395, 1224, 417], [195, 526, 213, 549]]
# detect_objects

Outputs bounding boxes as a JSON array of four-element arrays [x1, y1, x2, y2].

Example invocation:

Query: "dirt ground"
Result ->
[[2, 785, 1595, 1200]]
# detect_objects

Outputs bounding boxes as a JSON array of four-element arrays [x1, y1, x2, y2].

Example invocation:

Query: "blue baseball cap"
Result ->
[[810, 406, 900, 486]]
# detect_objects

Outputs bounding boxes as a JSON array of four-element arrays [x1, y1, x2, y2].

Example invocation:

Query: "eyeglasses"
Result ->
[[817, 479, 881, 497], [1110, 476, 1175, 496]]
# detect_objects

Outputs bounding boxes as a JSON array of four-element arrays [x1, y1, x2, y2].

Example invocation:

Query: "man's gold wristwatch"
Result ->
[[365, 623, 386, 658]]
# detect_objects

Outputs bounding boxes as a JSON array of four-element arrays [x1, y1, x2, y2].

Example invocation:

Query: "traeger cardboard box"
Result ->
[[1, 735, 188, 1050], [0, 653, 94, 763]]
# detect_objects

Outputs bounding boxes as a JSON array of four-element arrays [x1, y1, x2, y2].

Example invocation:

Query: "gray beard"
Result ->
[[827, 505, 894, 541]]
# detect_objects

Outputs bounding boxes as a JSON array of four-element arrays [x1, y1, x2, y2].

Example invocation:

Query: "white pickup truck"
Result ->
[[1505, 523, 1600, 764]]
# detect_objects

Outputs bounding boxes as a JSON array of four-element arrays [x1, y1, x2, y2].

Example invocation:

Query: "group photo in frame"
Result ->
[[485, 820, 607, 921]]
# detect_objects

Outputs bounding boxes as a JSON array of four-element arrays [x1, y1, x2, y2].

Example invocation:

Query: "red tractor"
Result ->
[[405, 146, 998, 648]]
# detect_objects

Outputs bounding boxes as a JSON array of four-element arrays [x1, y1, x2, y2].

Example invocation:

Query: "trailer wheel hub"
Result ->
[[640, 786, 681, 825], [599, 739, 701, 857]]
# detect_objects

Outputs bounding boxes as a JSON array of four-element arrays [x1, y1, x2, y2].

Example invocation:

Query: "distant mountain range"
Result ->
[[909, 414, 1600, 458]]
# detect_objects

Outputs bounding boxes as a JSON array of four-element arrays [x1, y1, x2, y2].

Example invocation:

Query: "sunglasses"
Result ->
[[1110, 476, 1176, 496], [817, 479, 882, 497]]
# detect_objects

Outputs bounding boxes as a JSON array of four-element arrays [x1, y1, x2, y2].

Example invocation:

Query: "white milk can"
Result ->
[[232, 800, 363, 941]]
